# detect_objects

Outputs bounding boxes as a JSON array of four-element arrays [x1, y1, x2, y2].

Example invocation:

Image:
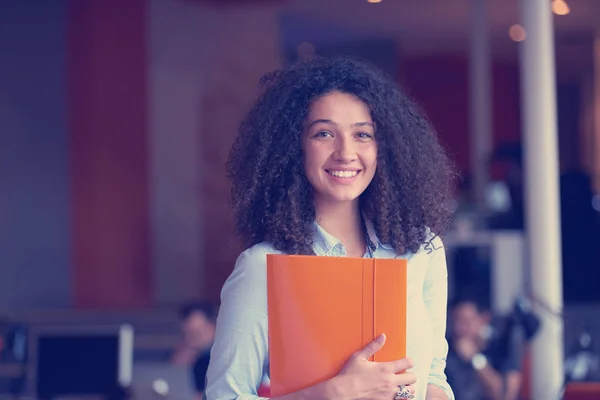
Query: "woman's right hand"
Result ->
[[334, 333, 416, 400]]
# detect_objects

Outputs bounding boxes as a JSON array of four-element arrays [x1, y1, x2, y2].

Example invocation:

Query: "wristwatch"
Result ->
[[471, 353, 488, 370]]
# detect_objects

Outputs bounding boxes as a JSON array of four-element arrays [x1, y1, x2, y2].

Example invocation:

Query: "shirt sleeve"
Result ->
[[204, 245, 274, 400], [423, 235, 455, 400]]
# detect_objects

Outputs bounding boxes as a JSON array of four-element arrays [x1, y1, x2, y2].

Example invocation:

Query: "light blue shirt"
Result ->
[[205, 221, 455, 400]]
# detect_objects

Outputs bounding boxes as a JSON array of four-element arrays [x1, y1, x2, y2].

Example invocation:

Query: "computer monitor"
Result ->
[[29, 324, 133, 399]]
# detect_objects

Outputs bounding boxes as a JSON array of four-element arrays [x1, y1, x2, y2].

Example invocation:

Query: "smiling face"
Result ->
[[301, 91, 377, 207]]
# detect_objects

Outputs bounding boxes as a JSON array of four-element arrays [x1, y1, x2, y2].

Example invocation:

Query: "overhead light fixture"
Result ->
[[552, 0, 570, 16], [509, 24, 527, 42], [367, 0, 383, 3]]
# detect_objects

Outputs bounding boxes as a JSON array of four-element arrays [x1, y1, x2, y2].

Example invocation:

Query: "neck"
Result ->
[[315, 199, 365, 257]]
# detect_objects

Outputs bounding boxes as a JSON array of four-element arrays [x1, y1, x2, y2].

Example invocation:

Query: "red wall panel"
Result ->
[[68, 0, 153, 308]]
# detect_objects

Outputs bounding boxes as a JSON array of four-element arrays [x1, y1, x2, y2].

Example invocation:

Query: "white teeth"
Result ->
[[329, 170, 358, 178]]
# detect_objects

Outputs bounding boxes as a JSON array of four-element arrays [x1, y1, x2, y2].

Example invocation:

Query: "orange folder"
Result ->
[[267, 254, 407, 397]]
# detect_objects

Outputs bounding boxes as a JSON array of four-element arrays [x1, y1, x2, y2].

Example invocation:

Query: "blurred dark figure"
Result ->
[[488, 142, 525, 231], [446, 295, 525, 400], [171, 301, 216, 400], [560, 169, 600, 303]]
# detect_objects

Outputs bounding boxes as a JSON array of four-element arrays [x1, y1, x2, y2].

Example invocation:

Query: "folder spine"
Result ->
[[361, 259, 375, 361], [372, 259, 407, 363]]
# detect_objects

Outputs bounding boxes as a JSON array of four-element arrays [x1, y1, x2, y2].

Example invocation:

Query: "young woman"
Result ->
[[204, 56, 456, 400]]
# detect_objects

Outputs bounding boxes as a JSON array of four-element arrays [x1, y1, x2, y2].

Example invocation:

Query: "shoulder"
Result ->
[[422, 232, 445, 256], [393, 230, 447, 279], [234, 242, 284, 269], [391, 228, 445, 258], [422, 231, 447, 276], [226, 242, 284, 286], [219, 242, 284, 313]]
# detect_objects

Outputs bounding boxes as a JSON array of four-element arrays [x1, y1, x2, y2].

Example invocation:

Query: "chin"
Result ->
[[312, 181, 370, 205], [324, 190, 365, 204]]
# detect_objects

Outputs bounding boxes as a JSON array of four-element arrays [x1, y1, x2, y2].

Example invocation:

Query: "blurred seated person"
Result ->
[[171, 301, 216, 399], [446, 295, 524, 400]]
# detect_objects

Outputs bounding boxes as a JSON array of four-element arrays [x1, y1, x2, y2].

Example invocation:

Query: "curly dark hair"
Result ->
[[227, 56, 457, 256]]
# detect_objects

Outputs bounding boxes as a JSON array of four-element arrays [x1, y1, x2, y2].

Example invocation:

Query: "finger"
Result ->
[[395, 372, 417, 386], [354, 333, 386, 360], [384, 357, 414, 373]]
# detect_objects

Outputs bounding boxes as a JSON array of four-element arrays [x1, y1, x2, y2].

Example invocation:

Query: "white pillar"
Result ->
[[518, 1, 564, 399], [470, 0, 493, 220]]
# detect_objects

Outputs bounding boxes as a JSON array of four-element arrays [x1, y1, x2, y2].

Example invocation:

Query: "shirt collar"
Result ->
[[311, 216, 393, 256], [363, 217, 393, 251], [311, 222, 338, 256]]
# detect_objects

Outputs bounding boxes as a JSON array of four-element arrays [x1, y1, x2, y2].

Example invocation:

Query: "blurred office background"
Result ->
[[1, 0, 599, 398]]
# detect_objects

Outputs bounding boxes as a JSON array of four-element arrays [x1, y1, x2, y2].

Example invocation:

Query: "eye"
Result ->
[[356, 132, 373, 140], [314, 131, 333, 138]]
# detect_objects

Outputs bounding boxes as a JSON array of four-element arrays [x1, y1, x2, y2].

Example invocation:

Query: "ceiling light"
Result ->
[[509, 24, 527, 42], [552, 0, 570, 16], [367, 0, 383, 3]]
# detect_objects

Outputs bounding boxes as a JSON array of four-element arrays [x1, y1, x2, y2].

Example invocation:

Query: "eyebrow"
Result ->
[[306, 119, 374, 129]]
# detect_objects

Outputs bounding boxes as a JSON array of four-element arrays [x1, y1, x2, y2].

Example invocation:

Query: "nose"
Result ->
[[333, 135, 357, 162]]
